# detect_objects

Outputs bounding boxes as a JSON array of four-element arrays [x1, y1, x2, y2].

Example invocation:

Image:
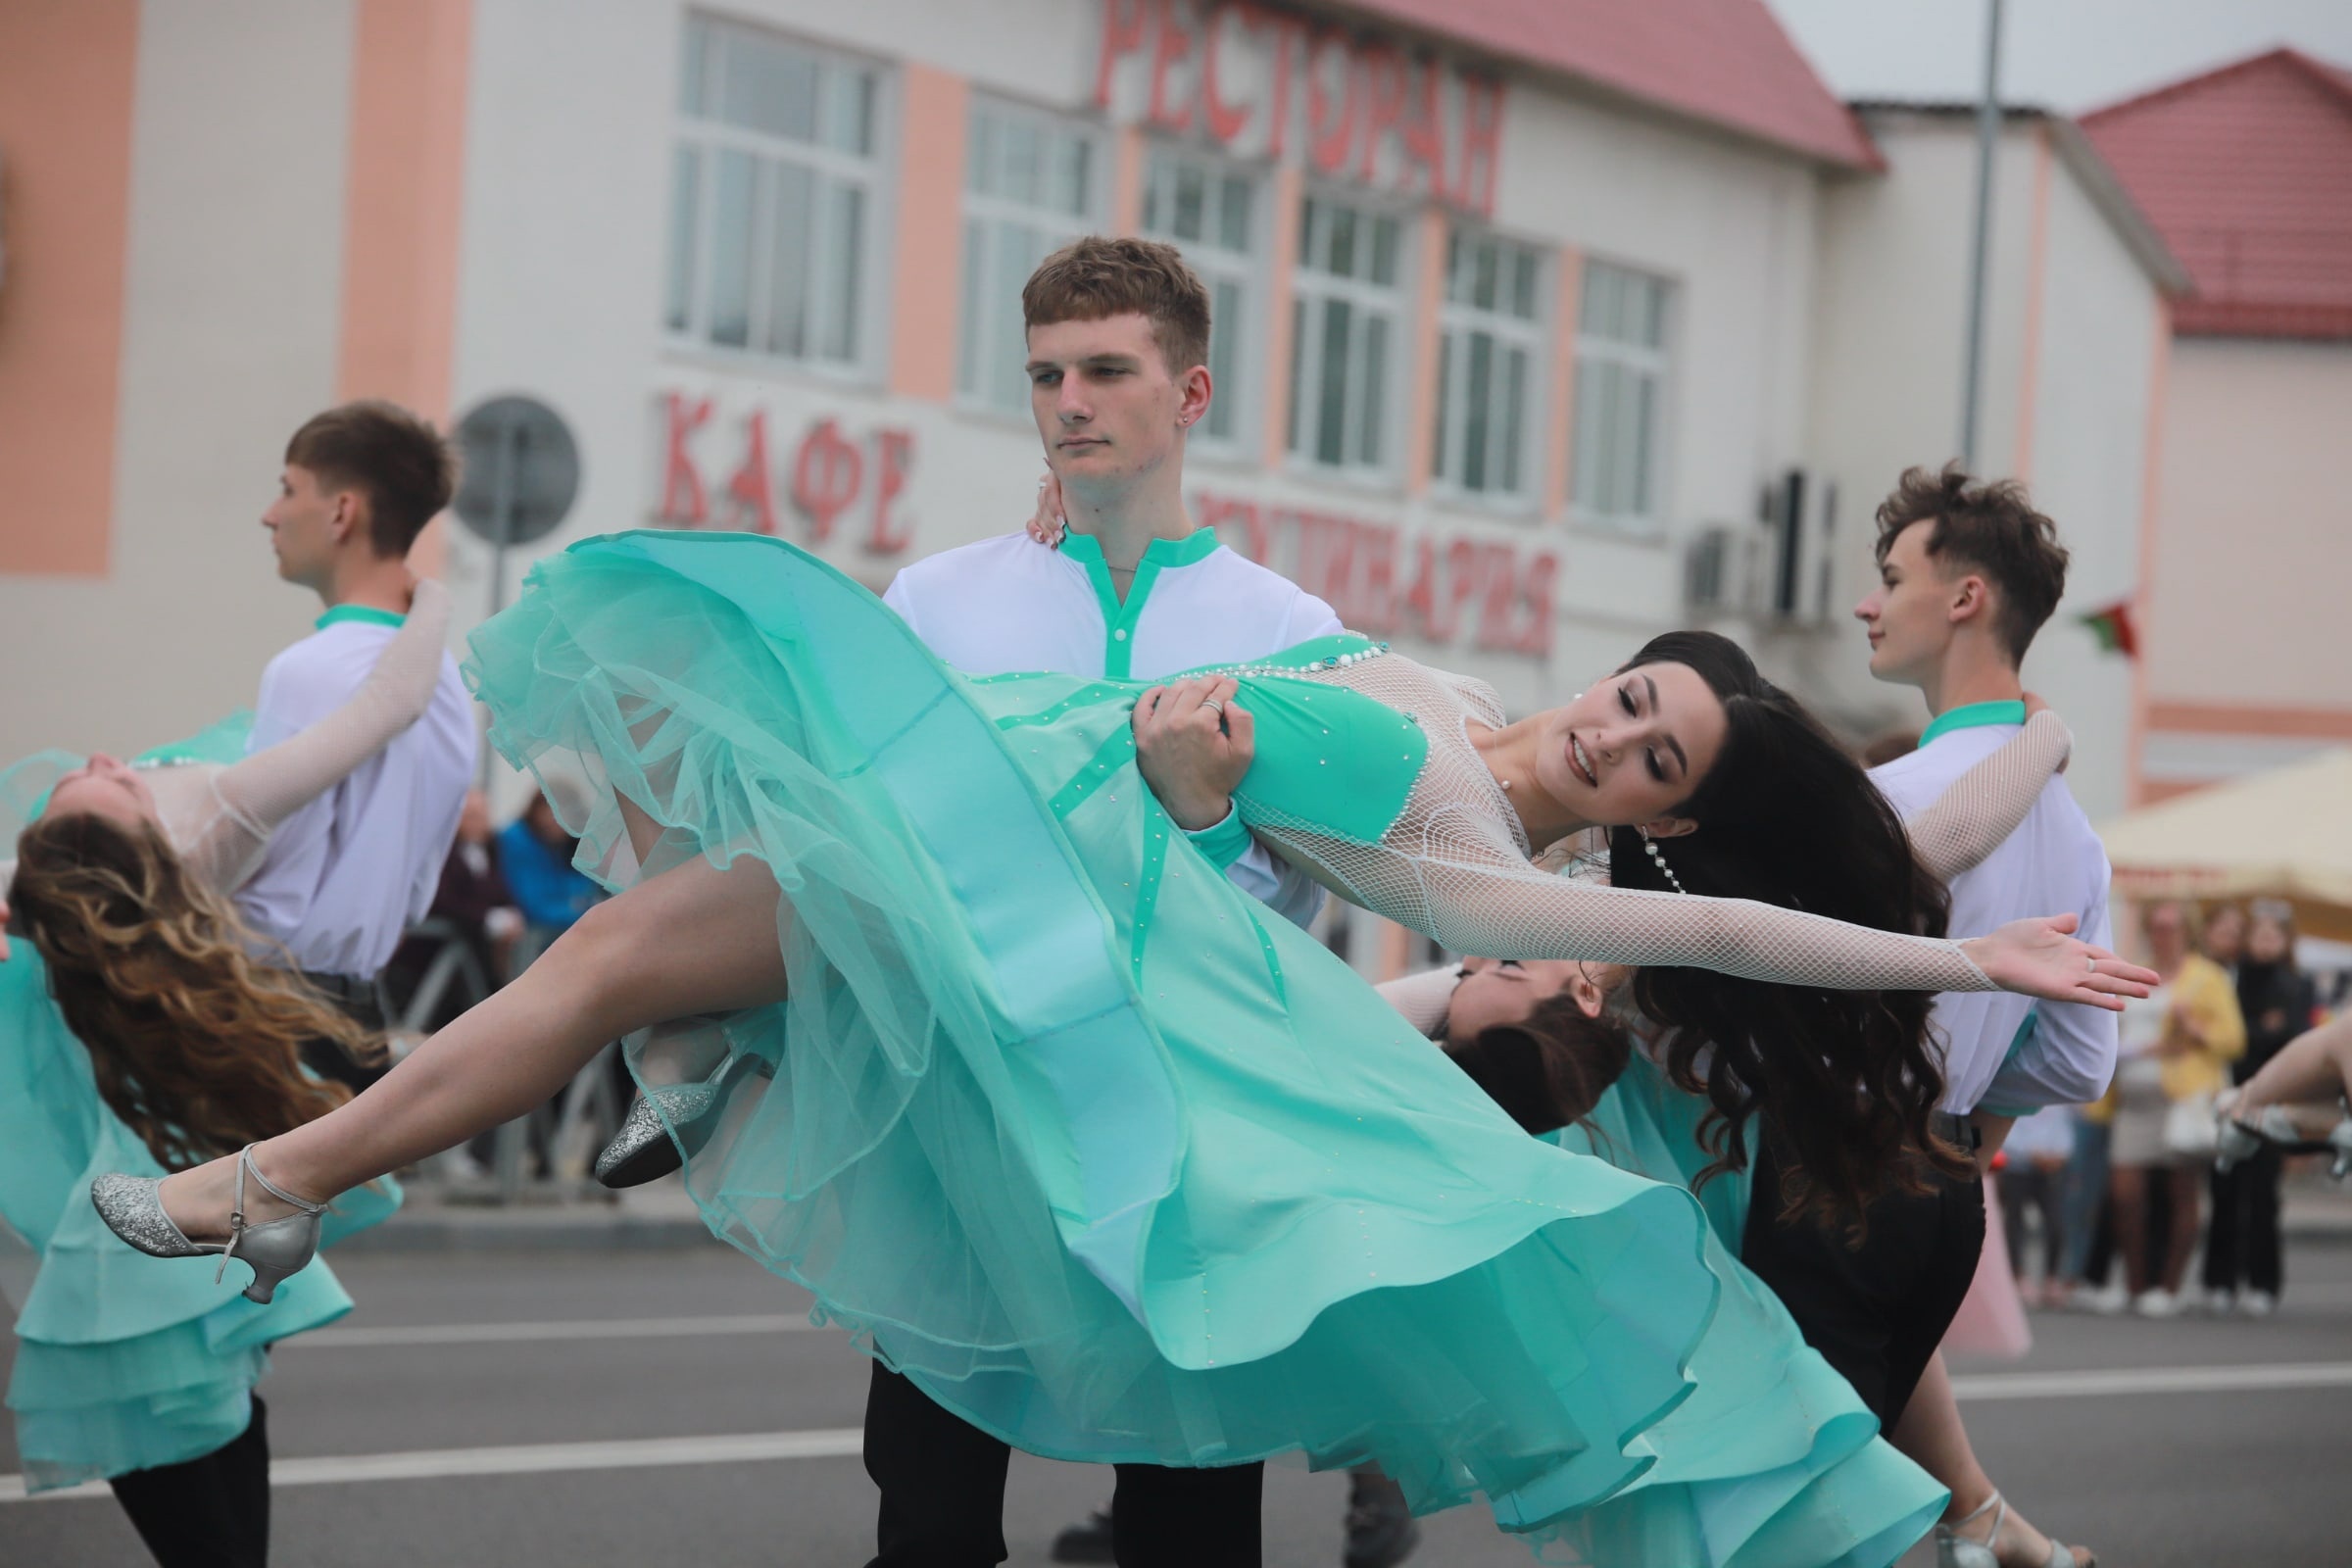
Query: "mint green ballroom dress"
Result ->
[[463, 529, 2014, 1565]]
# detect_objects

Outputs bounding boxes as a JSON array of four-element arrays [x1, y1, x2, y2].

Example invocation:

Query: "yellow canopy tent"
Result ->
[[2098, 748, 2352, 942]]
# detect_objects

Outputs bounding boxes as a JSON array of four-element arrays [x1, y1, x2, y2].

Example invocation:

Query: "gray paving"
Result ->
[[5, 1228, 2347, 1566]]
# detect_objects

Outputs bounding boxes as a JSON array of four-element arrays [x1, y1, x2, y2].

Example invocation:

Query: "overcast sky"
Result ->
[[1765, 0, 2352, 114]]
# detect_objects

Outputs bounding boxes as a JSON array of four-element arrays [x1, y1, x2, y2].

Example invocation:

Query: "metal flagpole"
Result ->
[[1958, 0, 2006, 468]]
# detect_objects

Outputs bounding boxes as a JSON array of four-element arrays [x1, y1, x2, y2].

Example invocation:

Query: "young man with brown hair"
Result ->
[[242, 401, 475, 1074], [871, 237, 1341, 1568], [1833, 463, 2112, 1568]]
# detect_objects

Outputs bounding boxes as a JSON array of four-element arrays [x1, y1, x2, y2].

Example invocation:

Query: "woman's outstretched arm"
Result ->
[[1904, 710, 2072, 880]]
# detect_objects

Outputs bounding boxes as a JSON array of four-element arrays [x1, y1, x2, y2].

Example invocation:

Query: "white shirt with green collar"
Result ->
[[885, 528, 1341, 929], [1871, 700, 2118, 1114]]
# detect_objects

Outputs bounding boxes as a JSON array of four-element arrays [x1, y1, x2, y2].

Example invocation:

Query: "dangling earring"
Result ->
[[1642, 829, 1688, 895]]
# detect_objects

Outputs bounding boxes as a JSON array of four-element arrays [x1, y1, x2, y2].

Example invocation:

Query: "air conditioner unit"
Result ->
[[1683, 525, 1743, 613], [1761, 468, 1838, 626]]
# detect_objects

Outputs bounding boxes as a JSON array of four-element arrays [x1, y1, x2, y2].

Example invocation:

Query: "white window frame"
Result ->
[[1286, 191, 1412, 486], [1138, 144, 1264, 462], [956, 97, 1107, 418], [665, 15, 891, 382], [1431, 226, 1548, 512], [1569, 259, 1677, 536]]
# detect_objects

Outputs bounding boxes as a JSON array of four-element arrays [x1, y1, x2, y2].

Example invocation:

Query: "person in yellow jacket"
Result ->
[[2093, 900, 2246, 1314]]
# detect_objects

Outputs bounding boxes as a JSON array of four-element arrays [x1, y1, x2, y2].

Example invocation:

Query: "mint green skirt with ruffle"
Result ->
[[464, 529, 1943, 1565]]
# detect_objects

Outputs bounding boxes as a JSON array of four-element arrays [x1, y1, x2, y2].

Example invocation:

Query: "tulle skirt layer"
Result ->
[[464, 530, 1943, 1563]]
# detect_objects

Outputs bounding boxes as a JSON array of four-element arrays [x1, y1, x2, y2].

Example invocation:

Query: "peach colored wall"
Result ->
[[0, 0, 139, 575], [2127, 301, 2170, 805], [1402, 208, 1446, 496], [888, 65, 968, 401], [1542, 249, 1583, 517], [2144, 338, 2352, 714], [1258, 163, 1302, 466], [337, 0, 471, 572], [2010, 126, 2052, 482]]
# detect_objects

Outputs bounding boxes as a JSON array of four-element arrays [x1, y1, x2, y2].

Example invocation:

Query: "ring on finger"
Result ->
[[1200, 698, 1225, 717]]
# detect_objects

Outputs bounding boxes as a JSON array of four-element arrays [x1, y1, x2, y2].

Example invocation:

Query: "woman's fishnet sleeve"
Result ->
[[1376, 967, 1460, 1037], [186, 580, 453, 885], [1903, 710, 2071, 880]]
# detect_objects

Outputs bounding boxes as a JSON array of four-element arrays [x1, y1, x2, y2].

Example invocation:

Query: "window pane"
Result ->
[[1003, 119, 1042, 206], [1315, 297, 1351, 465], [827, 68, 874, 155], [1572, 360, 1603, 509], [967, 111, 997, 195], [1218, 175, 1250, 251], [721, 36, 818, 143], [1056, 136, 1093, 218], [821, 180, 863, 363], [990, 220, 1034, 409], [679, 19, 710, 114], [766, 161, 814, 357], [1359, 312, 1388, 466], [1640, 277, 1667, 348], [1462, 329, 1493, 491], [1289, 293, 1307, 453], [1298, 198, 1320, 271], [1141, 156, 1162, 232], [1511, 250, 1539, 319], [1327, 206, 1357, 278], [1630, 369, 1656, 515], [1500, 346, 1527, 494], [1580, 264, 1616, 335], [708, 148, 757, 346], [1371, 217, 1399, 285], [1431, 331, 1452, 479], [956, 218, 988, 395], [1174, 161, 1205, 240], [664, 145, 700, 332], [1472, 241, 1497, 312], [1208, 279, 1240, 440]]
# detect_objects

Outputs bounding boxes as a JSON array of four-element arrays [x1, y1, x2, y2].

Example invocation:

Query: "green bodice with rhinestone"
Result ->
[[972, 633, 1428, 852]]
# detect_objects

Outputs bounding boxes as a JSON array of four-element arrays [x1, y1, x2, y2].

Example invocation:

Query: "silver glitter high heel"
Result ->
[[594, 1072, 726, 1189], [91, 1145, 326, 1304]]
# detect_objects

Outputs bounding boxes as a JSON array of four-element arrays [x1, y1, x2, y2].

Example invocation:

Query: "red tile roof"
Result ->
[[2082, 49, 2352, 339], [1339, 0, 1881, 170]]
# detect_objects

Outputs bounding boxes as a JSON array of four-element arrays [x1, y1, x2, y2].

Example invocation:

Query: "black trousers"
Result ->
[[1997, 1163, 2065, 1280], [108, 1396, 269, 1568], [862, 1363, 1262, 1568], [2203, 1147, 2284, 1297], [298, 976, 390, 1094], [1740, 1138, 1985, 1428]]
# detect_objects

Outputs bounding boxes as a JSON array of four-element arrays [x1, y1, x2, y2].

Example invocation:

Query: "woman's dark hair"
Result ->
[[1606, 630, 1967, 1232], [1444, 991, 1634, 1137]]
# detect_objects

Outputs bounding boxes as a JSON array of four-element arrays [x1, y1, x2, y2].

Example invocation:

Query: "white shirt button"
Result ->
[[1113, 628, 1129, 641]]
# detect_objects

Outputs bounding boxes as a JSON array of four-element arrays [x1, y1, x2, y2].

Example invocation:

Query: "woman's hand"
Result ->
[[1026, 472, 1066, 548], [1959, 914, 2158, 1009]]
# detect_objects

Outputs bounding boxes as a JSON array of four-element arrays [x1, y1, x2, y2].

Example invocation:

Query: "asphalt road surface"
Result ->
[[7, 1235, 2348, 1566]]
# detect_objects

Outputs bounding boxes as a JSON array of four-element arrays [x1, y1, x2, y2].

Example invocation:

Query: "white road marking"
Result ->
[[12, 1360, 2350, 1504], [1951, 1359, 2352, 1401], [284, 1312, 816, 1349], [1, 1428, 863, 1503]]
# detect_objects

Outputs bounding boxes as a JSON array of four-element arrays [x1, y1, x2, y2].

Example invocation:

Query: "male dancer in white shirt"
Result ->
[[1838, 466, 2111, 1568], [244, 403, 476, 1084], [865, 238, 1339, 1568]]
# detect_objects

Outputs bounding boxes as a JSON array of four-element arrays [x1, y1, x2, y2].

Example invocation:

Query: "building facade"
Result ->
[[1, 0, 2202, 844], [2082, 49, 2352, 805]]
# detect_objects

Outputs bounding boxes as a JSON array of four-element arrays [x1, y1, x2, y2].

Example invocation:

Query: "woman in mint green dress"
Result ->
[[99, 533, 2151, 1566], [0, 588, 443, 1533]]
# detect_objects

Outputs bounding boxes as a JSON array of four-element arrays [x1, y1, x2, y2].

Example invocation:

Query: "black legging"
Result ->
[[107, 1396, 270, 1568], [861, 1362, 1263, 1567]]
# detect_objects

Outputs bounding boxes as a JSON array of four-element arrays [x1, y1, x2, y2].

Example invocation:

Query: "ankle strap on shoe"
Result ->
[[237, 1145, 325, 1215]]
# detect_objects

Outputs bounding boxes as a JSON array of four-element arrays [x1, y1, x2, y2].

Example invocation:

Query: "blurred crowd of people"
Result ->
[[1991, 897, 2336, 1320]]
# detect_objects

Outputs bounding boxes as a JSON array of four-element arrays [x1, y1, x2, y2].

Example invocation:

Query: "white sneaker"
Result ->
[[2078, 1282, 2129, 1315], [2238, 1289, 2278, 1318], [2198, 1287, 2237, 1316], [2132, 1288, 2180, 1318]]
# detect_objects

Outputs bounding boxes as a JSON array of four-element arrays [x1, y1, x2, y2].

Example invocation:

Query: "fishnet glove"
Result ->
[[176, 580, 453, 890], [1905, 710, 2071, 880]]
